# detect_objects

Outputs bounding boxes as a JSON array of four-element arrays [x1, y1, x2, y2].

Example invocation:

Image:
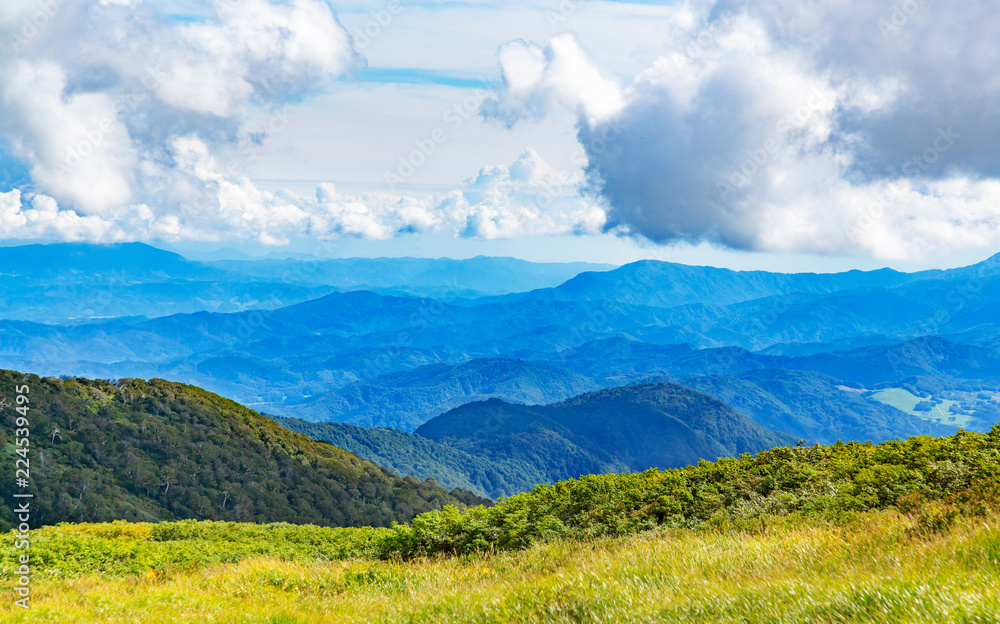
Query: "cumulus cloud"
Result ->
[[308, 149, 606, 242], [454, 149, 606, 239], [0, 0, 360, 244], [0, 0, 604, 245], [485, 0, 1000, 259], [0, 143, 603, 245], [484, 34, 626, 127]]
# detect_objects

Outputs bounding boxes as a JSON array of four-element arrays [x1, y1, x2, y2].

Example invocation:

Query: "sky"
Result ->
[[0, 0, 998, 271]]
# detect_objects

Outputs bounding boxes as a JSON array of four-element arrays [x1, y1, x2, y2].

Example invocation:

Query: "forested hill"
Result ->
[[279, 382, 795, 500], [417, 383, 794, 472], [0, 371, 486, 532]]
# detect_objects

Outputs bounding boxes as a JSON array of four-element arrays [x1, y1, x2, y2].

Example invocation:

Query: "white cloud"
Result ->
[[13, 0, 992, 258], [0, 143, 605, 244], [0, 0, 359, 244], [0, 0, 605, 246], [0, 189, 127, 242], [305, 149, 606, 243], [484, 1, 1000, 259], [152, 0, 357, 116], [1, 60, 137, 214], [484, 34, 625, 128], [453, 149, 606, 239]]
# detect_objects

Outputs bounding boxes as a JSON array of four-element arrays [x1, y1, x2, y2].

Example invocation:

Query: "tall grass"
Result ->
[[1, 510, 998, 623], [1, 521, 388, 578], [4, 429, 998, 622]]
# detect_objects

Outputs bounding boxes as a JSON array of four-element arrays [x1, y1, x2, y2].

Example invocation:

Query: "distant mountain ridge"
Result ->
[[279, 358, 601, 429], [0, 243, 615, 323], [0, 242, 205, 281], [280, 382, 795, 499], [491, 252, 1000, 308], [208, 254, 615, 297], [532, 336, 1000, 386], [683, 369, 957, 444], [415, 383, 793, 475], [1, 243, 998, 423]]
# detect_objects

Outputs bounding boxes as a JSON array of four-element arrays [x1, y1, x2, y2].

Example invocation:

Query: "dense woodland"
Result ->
[[281, 383, 792, 499], [275, 418, 538, 498], [7, 424, 999, 571], [0, 371, 485, 532]]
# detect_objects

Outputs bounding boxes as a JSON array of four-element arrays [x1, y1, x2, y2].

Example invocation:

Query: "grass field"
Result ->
[[869, 388, 977, 428], [5, 429, 999, 622], [2, 511, 999, 623]]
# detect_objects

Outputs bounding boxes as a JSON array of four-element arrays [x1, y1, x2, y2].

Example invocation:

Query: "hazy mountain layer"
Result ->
[[281, 382, 794, 499], [278, 358, 601, 429]]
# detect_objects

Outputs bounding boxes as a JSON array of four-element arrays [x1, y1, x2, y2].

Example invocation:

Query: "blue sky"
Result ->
[[0, 0, 998, 271]]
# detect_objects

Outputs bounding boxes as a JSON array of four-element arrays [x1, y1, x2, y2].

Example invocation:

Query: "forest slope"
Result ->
[[0, 371, 485, 531]]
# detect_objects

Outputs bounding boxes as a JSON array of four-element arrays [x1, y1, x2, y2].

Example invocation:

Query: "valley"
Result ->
[[1, 244, 998, 622], [4, 1, 999, 619]]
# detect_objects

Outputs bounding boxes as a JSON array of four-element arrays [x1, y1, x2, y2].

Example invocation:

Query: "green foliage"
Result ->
[[282, 383, 792, 501], [0, 371, 486, 531], [2, 424, 999, 605], [275, 419, 540, 499], [0, 520, 389, 578], [5, 508, 1000, 623], [379, 426, 1000, 558]]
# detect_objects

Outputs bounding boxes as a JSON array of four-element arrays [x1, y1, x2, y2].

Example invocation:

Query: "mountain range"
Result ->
[[0, 243, 611, 323], [0, 243, 997, 463], [281, 382, 793, 499], [277, 370, 987, 499], [279, 358, 600, 430], [3, 261, 999, 410]]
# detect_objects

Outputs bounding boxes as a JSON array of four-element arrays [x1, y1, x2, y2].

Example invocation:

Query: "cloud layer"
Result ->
[[0, 0, 603, 245], [0, 0, 357, 242], [487, 0, 1000, 259], [5, 0, 997, 258]]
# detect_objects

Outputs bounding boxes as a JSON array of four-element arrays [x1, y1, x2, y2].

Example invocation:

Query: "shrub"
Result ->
[[377, 426, 1000, 558]]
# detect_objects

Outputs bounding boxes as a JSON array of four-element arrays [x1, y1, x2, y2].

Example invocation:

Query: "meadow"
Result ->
[[4, 427, 1000, 623], [869, 387, 973, 428], [2, 511, 999, 623]]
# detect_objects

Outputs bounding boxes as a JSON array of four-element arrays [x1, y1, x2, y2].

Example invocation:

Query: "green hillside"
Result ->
[[273, 418, 541, 498], [0, 372, 485, 531], [417, 383, 794, 487], [684, 369, 958, 443], [4, 427, 1000, 623], [383, 426, 1000, 557], [12, 426, 1000, 566], [281, 382, 793, 500]]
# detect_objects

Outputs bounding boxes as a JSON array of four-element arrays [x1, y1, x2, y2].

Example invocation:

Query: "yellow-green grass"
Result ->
[[3, 511, 999, 623], [0, 521, 389, 578], [869, 388, 974, 428]]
